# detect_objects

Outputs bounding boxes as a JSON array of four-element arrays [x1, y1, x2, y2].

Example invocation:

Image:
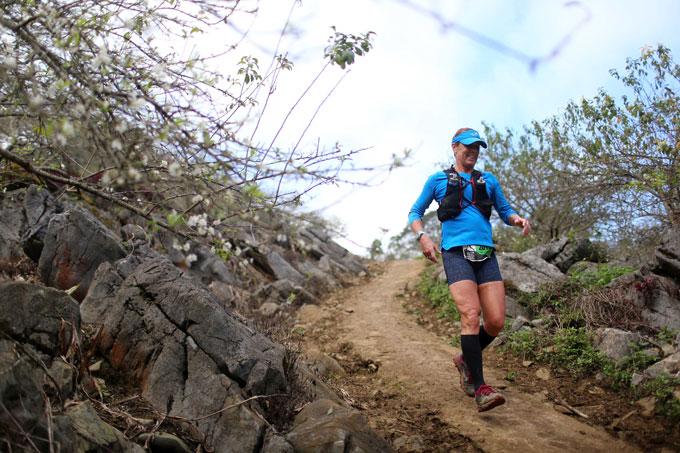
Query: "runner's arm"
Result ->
[[409, 175, 439, 263], [488, 174, 531, 236]]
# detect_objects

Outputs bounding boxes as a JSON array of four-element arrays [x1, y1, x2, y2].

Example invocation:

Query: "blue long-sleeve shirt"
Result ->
[[408, 170, 517, 250]]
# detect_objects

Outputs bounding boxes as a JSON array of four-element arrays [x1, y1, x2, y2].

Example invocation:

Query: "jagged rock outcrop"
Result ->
[[498, 251, 566, 293], [650, 227, 680, 284], [80, 250, 288, 452], [525, 236, 601, 273], [0, 281, 80, 353], [0, 282, 141, 452], [0, 185, 388, 452], [0, 186, 63, 261], [593, 328, 641, 364], [38, 207, 126, 301], [286, 399, 394, 453]]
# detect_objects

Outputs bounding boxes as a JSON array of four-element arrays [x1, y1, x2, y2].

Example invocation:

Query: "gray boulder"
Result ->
[[286, 399, 393, 453], [639, 275, 680, 330], [498, 251, 565, 293], [299, 228, 368, 276], [81, 253, 287, 452], [0, 281, 80, 354], [0, 186, 62, 261], [38, 207, 126, 301], [651, 227, 680, 284], [254, 279, 318, 306], [643, 351, 680, 379], [593, 328, 640, 364], [505, 294, 530, 319], [266, 250, 306, 285], [52, 402, 144, 452], [526, 237, 599, 273]]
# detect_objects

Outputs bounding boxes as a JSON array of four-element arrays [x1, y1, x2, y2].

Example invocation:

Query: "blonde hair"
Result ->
[[451, 127, 472, 150]]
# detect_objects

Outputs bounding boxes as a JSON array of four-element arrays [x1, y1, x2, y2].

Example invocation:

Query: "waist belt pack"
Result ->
[[462, 245, 493, 262]]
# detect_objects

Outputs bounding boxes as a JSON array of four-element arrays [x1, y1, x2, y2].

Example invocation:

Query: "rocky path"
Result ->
[[305, 260, 640, 452]]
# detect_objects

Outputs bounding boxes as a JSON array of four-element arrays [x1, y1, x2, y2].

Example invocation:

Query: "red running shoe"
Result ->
[[453, 354, 475, 397], [475, 384, 506, 412]]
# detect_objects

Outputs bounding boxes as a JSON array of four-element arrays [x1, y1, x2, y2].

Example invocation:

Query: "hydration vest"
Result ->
[[436, 167, 493, 222]]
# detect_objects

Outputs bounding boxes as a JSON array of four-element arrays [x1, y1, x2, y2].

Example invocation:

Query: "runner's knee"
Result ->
[[484, 316, 505, 336], [460, 307, 481, 329]]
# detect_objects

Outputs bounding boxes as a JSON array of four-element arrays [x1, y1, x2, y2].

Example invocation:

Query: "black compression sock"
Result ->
[[460, 334, 485, 391], [479, 326, 497, 351]]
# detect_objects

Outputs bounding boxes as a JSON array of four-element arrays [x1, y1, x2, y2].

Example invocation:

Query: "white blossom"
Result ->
[[92, 46, 111, 68], [128, 96, 144, 110], [115, 121, 128, 133], [168, 161, 182, 176], [61, 120, 74, 137], [172, 239, 183, 251], [191, 194, 203, 203], [185, 254, 198, 267], [127, 168, 141, 182], [183, 241, 191, 252], [55, 133, 66, 146], [29, 95, 44, 108], [3, 56, 16, 68], [111, 139, 122, 151]]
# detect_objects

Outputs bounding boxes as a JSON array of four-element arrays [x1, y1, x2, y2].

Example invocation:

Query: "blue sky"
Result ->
[[199, 0, 680, 254]]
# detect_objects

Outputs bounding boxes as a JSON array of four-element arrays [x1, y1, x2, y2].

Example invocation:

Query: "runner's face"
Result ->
[[454, 143, 480, 169]]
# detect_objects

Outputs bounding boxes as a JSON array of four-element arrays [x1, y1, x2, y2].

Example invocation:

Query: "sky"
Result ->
[[191, 0, 680, 255]]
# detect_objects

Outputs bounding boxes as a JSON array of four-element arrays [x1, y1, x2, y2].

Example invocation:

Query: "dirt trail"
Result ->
[[306, 260, 640, 452]]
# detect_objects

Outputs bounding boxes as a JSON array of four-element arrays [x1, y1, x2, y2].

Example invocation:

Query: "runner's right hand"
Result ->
[[419, 236, 439, 263]]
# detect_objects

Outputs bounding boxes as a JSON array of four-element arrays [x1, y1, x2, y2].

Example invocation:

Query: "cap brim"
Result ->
[[459, 137, 488, 148]]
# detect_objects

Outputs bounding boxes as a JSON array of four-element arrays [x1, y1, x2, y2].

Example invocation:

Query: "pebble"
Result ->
[[636, 396, 657, 417], [535, 368, 551, 380]]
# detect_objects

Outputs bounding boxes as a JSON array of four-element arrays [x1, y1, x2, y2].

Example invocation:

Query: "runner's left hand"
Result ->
[[514, 216, 531, 236]]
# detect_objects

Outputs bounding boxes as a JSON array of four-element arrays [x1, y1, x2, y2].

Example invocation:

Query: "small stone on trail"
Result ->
[[522, 360, 533, 367], [631, 372, 645, 387], [535, 368, 551, 380], [636, 396, 657, 417], [345, 308, 354, 313]]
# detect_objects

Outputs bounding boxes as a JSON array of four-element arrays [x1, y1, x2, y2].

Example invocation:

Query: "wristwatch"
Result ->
[[415, 231, 426, 241]]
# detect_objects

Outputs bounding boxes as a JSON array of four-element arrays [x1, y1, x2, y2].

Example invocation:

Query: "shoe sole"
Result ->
[[453, 355, 475, 398], [477, 394, 506, 412]]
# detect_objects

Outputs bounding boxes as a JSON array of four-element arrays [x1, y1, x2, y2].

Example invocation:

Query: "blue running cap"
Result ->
[[451, 129, 488, 148]]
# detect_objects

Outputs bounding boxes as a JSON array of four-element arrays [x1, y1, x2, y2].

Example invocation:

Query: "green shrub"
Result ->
[[548, 327, 605, 377], [416, 266, 460, 321], [568, 263, 634, 289], [641, 376, 680, 421], [602, 344, 659, 389], [656, 327, 679, 344], [504, 329, 542, 359]]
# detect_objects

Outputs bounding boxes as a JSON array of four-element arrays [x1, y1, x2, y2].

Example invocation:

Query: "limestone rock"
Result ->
[[38, 207, 126, 301], [254, 279, 318, 306], [526, 237, 601, 273], [505, 294, 530, 319], [652, 227, 680, 284], [0, 185, 62, 261], [137, 432, 192, 453], [644, 351, 680, 379], [53, 401, 144, 452], [498, 251, 566, 293], [593, 328, 640, 364], [306, 351, 346, 378], [259, 302, 280, 317], [266, 250, 306, 284], [0, 281, 80, 354], [81, 253, 286, 452], [640, 276, 680, 330], [636, 396, 657, 417], [286, 399, 393, 453]]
